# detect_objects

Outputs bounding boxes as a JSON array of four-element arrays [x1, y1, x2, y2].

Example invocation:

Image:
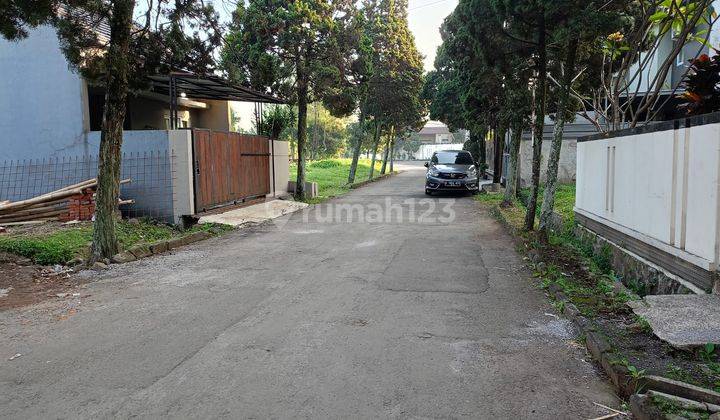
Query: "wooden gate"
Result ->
[[192, 129, 271, 212]]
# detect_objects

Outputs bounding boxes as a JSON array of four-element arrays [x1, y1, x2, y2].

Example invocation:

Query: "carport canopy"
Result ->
[[147, 71, 283, 104]]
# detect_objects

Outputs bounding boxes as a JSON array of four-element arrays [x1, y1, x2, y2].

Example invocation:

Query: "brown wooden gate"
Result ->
[[192, 129, 271, 212]]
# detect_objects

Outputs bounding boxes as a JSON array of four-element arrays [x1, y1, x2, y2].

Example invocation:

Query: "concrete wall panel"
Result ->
[[576, 122, 720, 270]]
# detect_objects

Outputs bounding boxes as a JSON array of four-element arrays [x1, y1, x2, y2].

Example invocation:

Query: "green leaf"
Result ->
[[649, 11, 669, 22]]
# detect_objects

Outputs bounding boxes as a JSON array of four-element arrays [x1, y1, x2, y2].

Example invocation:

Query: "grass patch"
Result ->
[[519, 184, 576, 230], [0, 219, 230, 265], [290, 158, 385, 203], [652, 394, 711, 419]]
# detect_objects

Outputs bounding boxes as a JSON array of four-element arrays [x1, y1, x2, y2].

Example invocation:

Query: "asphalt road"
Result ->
[[0, 162, 620, 419]]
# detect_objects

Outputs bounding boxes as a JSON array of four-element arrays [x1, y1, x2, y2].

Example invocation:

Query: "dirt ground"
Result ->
[[2, 220, 90, 236], [0, 252, 90, 311]]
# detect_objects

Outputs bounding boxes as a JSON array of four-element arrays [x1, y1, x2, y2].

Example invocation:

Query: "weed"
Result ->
[[652, 394, 710, 419], [633, 315, 653, 334], [708, 361, 720, 375], [699, 343, 717, 362], [666, 364, 694, 383], [624, 277, 648, 297], [595, 279, 614, 295], [626, 363, 646, 380]]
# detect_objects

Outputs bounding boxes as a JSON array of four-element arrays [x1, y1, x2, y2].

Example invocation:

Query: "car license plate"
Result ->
[[446, 181, 461, 186]]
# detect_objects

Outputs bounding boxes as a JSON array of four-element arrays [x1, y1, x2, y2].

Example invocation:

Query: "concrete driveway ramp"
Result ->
[[629, 294, 720, 349], [198, 200, 308, 227]]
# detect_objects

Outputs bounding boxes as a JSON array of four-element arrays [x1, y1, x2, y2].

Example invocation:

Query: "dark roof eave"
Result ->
[[147, 72, 284, 104]]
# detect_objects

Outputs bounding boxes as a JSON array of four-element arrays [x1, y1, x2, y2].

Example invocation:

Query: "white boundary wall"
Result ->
[[415, 144, 466, 161], [576, 122, 720, 272]]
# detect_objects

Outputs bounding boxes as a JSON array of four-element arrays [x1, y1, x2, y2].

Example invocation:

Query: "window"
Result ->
[[434, 151, 474, 165]]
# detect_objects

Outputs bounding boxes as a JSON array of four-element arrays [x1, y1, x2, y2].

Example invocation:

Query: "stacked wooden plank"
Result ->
[[0, 179, 132, 225]]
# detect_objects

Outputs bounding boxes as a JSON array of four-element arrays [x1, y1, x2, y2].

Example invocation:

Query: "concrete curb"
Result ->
[[348, 171, 399, 189], [485, 201, 720, 417], [110, 230, 214, 264]]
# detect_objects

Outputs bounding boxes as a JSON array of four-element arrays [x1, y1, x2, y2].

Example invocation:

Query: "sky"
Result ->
[[407, 0, 458, 72], [213, 0, 458, 74]]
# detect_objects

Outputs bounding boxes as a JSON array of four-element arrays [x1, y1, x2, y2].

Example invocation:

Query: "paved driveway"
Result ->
[[0, 162, 619, 419]]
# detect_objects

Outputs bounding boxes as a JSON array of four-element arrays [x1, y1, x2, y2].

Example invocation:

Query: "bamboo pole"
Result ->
[[0, 209, 68, 223], [0, 220, 52, 227], [0, 178, 131, 213], [0, 203, 68, 219], [0, 196, 71, 214]]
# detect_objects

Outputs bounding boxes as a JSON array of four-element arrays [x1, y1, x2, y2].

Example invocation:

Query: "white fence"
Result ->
[[414, 143, 466, 161], [576, 116, 720, 291]]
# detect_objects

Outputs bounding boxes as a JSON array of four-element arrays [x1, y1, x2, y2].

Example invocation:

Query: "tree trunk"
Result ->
[[90, 0, 135, 262], [475, 129, 487, 177], [380, 138, 389, 175], [539, 39, 579, 237], [368, 121, 381, 179], [380, 126, 393, 175], [493, 125, 506, 184], [347, 108, 366, 184], [311, 103, 319, 160], [524, 12, 547, 231], [502, 123, 522, 207], [295, 62, 309, 201], [389, 136, 395, 172]]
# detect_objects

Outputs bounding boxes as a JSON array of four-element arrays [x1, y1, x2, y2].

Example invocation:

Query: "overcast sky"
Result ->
[[407, 0, 458, 72]]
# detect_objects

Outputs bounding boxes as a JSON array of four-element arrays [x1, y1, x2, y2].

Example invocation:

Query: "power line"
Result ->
[[408, 0, 454, 11]]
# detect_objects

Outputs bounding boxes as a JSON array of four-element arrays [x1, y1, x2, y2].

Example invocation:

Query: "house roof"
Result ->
[[147, 72, 283, 104], [419, 126, 451, 135]]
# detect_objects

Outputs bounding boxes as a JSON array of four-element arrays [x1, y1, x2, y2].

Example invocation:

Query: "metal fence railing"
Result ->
[[0, 151, 177, 222]]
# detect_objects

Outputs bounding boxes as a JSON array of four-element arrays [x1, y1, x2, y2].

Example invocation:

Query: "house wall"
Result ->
[[576, 116, 720, 292], [415, 144, 465, 161], [193, 100, 231, 131], [515, 116, 596, 187], [518, 138, 577, 187], [269, 140, 290, 197], [0, 130, 193, 223], [0, 25, 88, 160], [84, 130, 193, 223], [128, 96, 191, 130]]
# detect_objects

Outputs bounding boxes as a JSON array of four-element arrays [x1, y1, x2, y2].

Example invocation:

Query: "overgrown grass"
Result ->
[[290, 158, 385, 203], [0, 220, 230, 265], [518, 184, 576, 228]]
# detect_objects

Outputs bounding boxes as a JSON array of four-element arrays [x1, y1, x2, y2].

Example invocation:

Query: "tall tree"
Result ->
[[538, 1, 619, 237], [347, 3, 376, 183], [491, 0, 552, 230], [501, 74, 532, 207], [222, 0, 358, 200], [92, 0, 135, 259], [364, 0, 426, 180], [2, 0, 222, 260]]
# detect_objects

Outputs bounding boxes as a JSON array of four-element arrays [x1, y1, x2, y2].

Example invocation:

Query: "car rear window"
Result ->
[[433, 152, 474, 165]]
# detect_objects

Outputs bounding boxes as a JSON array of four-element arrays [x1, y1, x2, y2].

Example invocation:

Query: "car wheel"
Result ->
[[425, 189, 432, 196]]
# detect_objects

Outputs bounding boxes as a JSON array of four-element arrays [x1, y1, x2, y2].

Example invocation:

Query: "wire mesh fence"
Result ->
[[0, 151, 177, 222]]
